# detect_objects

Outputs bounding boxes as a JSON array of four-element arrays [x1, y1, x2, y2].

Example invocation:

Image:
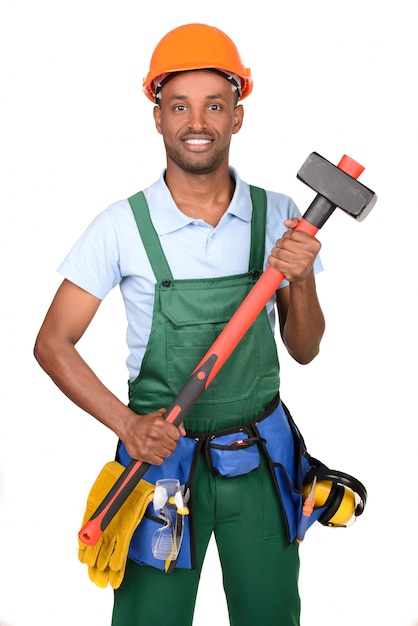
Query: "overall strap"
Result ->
[[128, 191, 173, 281], [249, 185, 267, 271], [128, 186, 268, 282]]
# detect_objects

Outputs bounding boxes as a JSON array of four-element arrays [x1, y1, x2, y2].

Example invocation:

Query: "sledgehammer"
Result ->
[[79, 152, 377, 546]]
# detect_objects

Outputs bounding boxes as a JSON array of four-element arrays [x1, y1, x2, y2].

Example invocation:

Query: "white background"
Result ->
[[1, 1, 417, 624]]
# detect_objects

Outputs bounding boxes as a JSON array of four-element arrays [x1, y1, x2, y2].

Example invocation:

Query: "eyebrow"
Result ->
[[167, 93, 228, 102]]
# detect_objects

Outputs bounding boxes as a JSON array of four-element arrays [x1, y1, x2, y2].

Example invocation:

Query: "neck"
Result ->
[[164, 164, 235, 227]]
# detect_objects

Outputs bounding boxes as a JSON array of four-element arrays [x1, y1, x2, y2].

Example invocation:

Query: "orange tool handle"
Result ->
[[78, 154, 364, 546]]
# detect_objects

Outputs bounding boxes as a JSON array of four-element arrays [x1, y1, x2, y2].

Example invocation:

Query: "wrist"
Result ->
[[114, 406, 140, 442]]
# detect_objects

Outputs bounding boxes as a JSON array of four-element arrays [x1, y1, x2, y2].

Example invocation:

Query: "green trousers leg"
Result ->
[[112, 453, 300, 626]]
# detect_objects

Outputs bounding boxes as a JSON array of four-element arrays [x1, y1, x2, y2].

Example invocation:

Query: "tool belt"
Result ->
[[116, 395, 324, 571]]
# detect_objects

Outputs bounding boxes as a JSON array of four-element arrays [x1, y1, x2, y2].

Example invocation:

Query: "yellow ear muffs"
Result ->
[[303, 480, 356, 526], [329, 487, 356, 526], [302, 468, 366, 528]]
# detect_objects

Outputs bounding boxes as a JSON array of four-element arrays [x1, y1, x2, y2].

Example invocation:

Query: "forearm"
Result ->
[[34, 336, 133, 440], [34, 335, 185, 463], [280, 272, 325, 364]]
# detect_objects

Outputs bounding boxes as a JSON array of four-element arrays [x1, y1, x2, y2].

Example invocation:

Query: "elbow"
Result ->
[[291, 345, 320, 365], [33, 331, 54, 373], [33, 334, 47, 370], [296, 320, 326, 365], [285, 326, 325, 365]]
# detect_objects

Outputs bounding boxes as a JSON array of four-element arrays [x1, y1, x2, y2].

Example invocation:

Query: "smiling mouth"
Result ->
[[184, 138, 212, 145]]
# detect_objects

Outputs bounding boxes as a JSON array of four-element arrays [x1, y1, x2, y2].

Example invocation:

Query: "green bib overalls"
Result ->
[[112, 187, 301, 626]]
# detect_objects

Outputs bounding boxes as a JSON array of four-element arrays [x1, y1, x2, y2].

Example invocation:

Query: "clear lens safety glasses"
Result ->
[[152, 478, 189, 563]]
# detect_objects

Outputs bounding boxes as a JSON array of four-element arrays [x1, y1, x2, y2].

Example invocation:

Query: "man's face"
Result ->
[[153, 71, 243, 175]]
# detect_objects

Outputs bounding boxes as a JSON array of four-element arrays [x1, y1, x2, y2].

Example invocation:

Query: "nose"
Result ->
[[188, 108, 207, 131]]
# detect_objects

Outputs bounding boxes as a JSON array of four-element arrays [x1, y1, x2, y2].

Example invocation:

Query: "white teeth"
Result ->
[[186, 139, 210, 144]]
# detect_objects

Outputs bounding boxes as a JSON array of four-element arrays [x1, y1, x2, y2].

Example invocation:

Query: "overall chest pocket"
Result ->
[[158, 275, 262, 405]]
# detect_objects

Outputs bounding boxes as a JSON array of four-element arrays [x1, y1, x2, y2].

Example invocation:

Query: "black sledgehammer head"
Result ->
[[297, 152, 377, 228]]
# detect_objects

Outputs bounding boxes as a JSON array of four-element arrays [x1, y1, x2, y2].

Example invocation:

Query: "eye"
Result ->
[[208, 103, 222, 111], [173, 104, 187, 112]]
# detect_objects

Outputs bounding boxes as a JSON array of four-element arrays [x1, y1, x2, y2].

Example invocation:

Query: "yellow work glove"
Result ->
[[78, 461, 154, 589]]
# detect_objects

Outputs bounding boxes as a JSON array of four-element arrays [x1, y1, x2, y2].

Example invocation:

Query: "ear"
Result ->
[[153, 105, 163, 135], [232, 104, 244, 135]]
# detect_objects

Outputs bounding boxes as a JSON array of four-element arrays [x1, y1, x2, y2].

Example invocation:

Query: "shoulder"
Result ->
[[232, 168, 300, 219], [103, 198, 136, 231], [264, 189, 300, 219], [104, 172, 166, 228]]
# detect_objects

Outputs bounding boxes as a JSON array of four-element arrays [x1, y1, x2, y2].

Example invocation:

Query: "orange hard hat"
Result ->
[[143, 23, 253, 103]]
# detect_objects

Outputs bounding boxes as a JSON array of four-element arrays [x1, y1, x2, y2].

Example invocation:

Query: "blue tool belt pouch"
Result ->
[[252, 395, 322, 544], [204, 426, 261, 478], [116, 435, 201, 572]]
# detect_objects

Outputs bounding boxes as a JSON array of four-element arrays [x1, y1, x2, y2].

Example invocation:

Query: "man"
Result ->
[[34, 23, 325, 626]]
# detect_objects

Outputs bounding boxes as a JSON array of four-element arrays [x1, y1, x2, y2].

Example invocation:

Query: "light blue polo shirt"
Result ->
[[58, 167, 322, 380]]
